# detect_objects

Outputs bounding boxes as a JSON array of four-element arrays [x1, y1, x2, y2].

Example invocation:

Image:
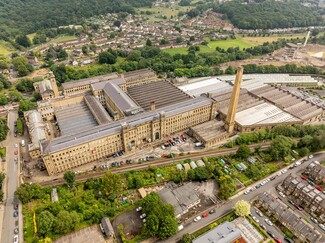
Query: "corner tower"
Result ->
[[224, 67, 243, 134], [49, 71, 59, 97]]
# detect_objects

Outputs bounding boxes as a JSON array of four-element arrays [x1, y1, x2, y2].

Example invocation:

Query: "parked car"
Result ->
[[265, 218, 273, 226], [252, 216, 259, 223], [284, 237, 294, 243], [13, 211, 18, 217], [256, 210, 263, 217], [274, 238, 282, 243], [194, 216, 202, 222], [310, 217, 318, 224], [319, 224, 325, 231], [14, 235, 18, 243], [301, 176, 307, 180], [267, 231, 275, 238], [140, 213, 146, 219], [136, 207, 142, 212], [209, 209, 216, 214], [270, 176, 276, 180], [294, 204, 303, 211], [13, 204, 18, 210], [288, 200, 295, 206], [259, 224, 266, 230], [14, 228, 19, 234], [202, 212, 208, 218], [279, 192, 286, 198]]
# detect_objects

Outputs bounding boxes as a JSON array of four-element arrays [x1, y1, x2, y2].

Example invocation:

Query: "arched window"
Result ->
[[155, 132, 160, 140]]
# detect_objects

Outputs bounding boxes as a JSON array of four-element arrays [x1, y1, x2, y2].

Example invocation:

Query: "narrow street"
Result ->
[[1, 111, 23, 243]]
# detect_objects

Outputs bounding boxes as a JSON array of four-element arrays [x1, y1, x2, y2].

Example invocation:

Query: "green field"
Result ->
[[163, 37, 253, 55], [137, 6, 192, 21], [51, 35, 77, 44], [0, 41, 15, 56]]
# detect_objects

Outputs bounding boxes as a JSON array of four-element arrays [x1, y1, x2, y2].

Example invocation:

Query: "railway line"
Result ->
[[38, 142, 271, 187]]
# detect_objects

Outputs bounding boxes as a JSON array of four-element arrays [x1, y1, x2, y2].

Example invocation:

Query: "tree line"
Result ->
[[216, 0, 323, 29], [51, 37, 304, 82]]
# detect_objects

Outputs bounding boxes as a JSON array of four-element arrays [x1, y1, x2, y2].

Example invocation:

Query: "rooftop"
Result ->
[[41, 96, 212, 154], [192, 221, 242, 243], [62, 73, 119, 90], [24, 110, 47, 151], [127, 80, 191, 111], [190, 120, 228, 142], [84, 95, 113, 124]]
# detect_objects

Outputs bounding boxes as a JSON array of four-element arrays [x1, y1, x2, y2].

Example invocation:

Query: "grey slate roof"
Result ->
[[192, 221, 241, 243], [62, 73, 119, 90], [41, 96, 212, 154], [84, 95, 113, 124]]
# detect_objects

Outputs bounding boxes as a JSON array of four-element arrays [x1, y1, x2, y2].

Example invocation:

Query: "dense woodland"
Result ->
[[0, 0, 154, 37], [216, 0, 323, 29]]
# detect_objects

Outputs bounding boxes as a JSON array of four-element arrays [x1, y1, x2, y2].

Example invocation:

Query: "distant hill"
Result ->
[[217, 0, 323, 29], [0, 0, 154, 35]]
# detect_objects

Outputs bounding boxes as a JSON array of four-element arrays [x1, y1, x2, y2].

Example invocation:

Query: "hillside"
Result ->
[[217, 0, 323, 29], [0, 0, 154, 36]]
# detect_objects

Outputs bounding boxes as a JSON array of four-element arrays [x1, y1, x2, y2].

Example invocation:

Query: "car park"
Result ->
[[252, 216, 259, 223], [140, 213, 146, 219], [194, 216, 202, 222], [265, 218, 273, 226], [136, 207, 142, 212]]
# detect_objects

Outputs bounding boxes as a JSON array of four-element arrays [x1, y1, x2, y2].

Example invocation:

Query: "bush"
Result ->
[[16, 118, 24, 136]]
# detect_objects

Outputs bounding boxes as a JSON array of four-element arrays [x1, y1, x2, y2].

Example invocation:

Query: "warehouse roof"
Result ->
[[62, 73, 119, 90], [41, 96, 212, 154], [84, 95, 113, 124]]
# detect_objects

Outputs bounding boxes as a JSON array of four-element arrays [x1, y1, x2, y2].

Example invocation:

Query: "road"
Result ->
[[162, 152, 325, 243], [1, 111, 22, 243], [39, 142, 272, 187]]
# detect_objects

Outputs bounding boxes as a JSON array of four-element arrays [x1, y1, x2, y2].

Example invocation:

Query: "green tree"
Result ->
[[236, 144, 251, 159], [0, 118, 9, 142], [15, 35, 31, 47], [233, 200, 251, 217], [0, 55, 10, 70], [157, 215, 178, 239], [55, 210, 72, 234], [141, 192, 161, 212], [18, 99, 36, 114], [225, 66, 235, 74], [16, 118, 24, 136], [12, 56, 33, 77], [16, 78, 35, 92], [98, 51, 117, 64], [146, 38, 152, 46], [37, 210, 55, 237], [82, 45, 88, 55], [0, 94, 8, 105], [179, 233, 194, 243], [299, 147, 309, 157], [70, 211, 81, 230], [144, 214, 160, 236], [8, 90, 23, 102], [64, 171, 75, 186], [269, 135, 297, 160], [101, 171, 122, 196], [170, 169, 187, 184]]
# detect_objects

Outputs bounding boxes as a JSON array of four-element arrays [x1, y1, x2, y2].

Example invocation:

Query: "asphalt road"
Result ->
[[162, 152, 325, 243], [1, 111, 22, 243]]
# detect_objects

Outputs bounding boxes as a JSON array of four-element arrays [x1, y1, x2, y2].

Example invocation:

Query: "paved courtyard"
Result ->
[[53, 225, 106, 243]]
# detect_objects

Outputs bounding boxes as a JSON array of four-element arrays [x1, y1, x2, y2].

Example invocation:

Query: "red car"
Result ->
[[301, 176, 307, 180], [315, 185, 323, 191], [14, 151, 18, 155], [202, 212, 208, 218], [274, 238, 282, 243]]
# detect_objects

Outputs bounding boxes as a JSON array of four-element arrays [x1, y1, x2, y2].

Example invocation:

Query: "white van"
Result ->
[[178, 225, 184, 231], [21, 140, 25, 147]]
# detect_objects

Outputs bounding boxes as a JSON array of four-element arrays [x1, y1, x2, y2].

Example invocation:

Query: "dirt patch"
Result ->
[[112, 209, 144, 243]]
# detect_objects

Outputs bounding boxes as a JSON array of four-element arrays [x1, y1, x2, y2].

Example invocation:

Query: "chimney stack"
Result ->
[[150, 101, 156, 111], [225, 67, 243, 134]]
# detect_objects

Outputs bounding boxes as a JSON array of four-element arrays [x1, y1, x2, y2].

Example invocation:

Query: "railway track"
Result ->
[[38, 142, 271, 187]]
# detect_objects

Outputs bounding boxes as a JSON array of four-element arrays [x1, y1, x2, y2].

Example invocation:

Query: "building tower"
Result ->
[[49, 71, 59, 97], [224, 67, 243, 134]]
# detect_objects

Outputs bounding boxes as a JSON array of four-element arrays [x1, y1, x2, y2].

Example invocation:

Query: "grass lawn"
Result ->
[[0, 41, 15, 56], [0, 147, 6, 158], [137, 6, 191, 21], [242, 33, 306, 45], [27, 33, 36, 42], [51, 35, 77, 44]]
